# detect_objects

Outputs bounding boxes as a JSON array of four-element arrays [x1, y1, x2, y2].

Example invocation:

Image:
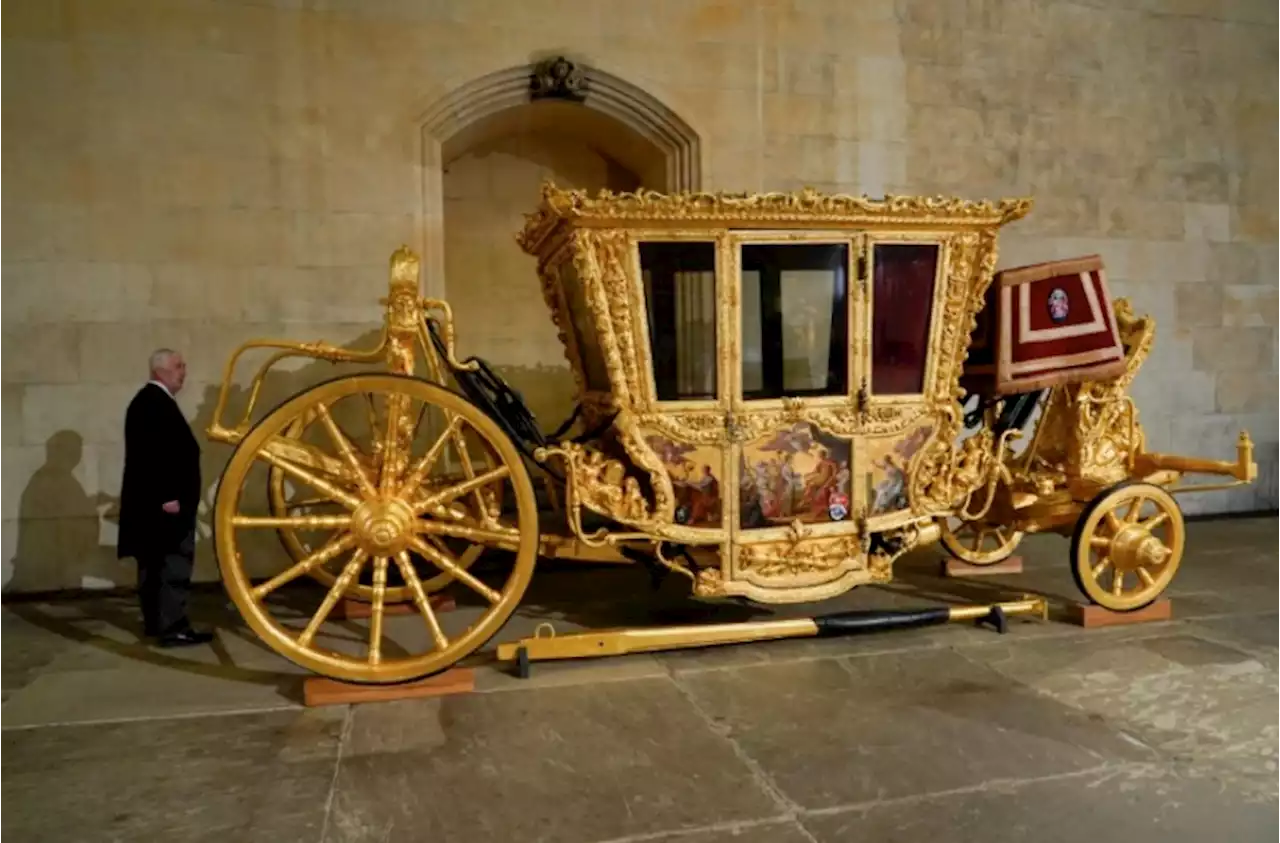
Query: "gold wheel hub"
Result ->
[[352, 498, 415, 556], [1110, 523, 1170, 571]]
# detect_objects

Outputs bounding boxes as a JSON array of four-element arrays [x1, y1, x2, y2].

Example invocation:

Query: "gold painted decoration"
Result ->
[[738, 422, 852, 529], [203, 189, 1258, 684], [517, 183, 1034, 254]]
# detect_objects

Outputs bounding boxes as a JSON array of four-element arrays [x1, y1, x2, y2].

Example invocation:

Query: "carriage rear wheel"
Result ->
[[939, 518, 1023, 566], [214, 374, 538, 683], [1070, 481, 1184, 612], [266, 412, 500, 604]]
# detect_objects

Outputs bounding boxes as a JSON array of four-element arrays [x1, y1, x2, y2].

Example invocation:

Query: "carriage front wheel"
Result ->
[[939, 517, 1023, 566], [213, 374, 539, 684], [1070, 481, 1185, 613]]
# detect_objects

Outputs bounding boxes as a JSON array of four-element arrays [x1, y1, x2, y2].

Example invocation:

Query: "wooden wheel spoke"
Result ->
[[1089, 535, 1112, 550], [368, 557, 389, 665], [298, 549, 369, 647], [994, 528, 1009, 545], [445, 421, 494, 525], [233, 514, 352, 530], [252, 534, 356, 599], [415, 466, 510, 514], [1125, 497, 1147, 523], [1104, 510, 1124, 534], [1111, 569, 1126, 596], [408, 535, 502, 603], [394, 551, 449, 651], [1140, 511, 1170, 531], [379, 393, 408, 493], [263, 436, 355, 486], [398, 416, 463, 497], [315, 401, 376, 499], [1137, 567, 1156, 587], [974, 528, 990, 549], [287, 496, 343, 510], [259, 449, 362, 510], [363, 392, 380, 441], [1090, 556, 1111, 581], [416, 518, 520, 549]]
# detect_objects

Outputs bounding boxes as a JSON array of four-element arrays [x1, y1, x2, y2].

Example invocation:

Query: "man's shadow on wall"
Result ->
[[6, 323, 706, 684], [5, 329, 392, 690], [8, 430, 126, 593]]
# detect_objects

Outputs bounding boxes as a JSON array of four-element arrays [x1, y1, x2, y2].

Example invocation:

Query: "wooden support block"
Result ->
[[1067, 598, 1172, 629], [335, 594, 456, 620], [942, 555, 1024, 578], [303, 668, 475, 707]]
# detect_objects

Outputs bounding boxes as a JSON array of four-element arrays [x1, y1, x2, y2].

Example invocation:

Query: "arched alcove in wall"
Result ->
[[416, 59, 703, 426]]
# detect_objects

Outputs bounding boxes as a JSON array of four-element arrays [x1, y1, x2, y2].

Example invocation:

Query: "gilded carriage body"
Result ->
[[515, 186, 1033, 604], [204, 183, 1256, 684]]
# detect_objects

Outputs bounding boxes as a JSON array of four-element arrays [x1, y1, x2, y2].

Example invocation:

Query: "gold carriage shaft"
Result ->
[[206, 183, 1256, 684]]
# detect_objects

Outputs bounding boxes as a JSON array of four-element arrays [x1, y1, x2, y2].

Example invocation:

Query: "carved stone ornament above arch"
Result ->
[[415, 57, 704, 298]]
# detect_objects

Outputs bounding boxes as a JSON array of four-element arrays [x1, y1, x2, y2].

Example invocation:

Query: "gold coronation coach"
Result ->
[[205, 183, 1256, 684]]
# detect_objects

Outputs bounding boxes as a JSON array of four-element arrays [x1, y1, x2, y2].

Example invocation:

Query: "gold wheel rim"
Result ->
[[267, 415, 496, 603], [215, 374, 538, 683], [1075, 483, 1183, 612], [940, 517, 1023, 566]]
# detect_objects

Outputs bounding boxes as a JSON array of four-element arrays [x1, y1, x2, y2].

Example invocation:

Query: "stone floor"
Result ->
[[3, 516, 1277, 842]]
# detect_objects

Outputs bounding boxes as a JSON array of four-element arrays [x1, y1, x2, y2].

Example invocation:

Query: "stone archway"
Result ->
[[416, 57, 703, 299]]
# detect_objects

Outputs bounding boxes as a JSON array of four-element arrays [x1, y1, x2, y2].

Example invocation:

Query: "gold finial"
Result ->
[[390, 245, 420, 288]]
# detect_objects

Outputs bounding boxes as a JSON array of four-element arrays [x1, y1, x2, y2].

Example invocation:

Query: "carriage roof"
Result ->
[[516, 182, 1033, 256]]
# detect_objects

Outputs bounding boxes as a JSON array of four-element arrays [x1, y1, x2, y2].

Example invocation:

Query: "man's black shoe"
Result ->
[[157, 629, 214, 648]]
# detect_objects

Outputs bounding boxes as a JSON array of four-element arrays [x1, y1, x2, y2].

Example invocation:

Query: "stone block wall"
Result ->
[[2, 0, 1275, 592]]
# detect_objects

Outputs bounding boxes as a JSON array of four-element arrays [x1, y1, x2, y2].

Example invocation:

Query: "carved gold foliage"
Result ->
[[541, 441, 655, 525], [637, 411, 727, 446], [538, 412, 676, 532], [589, 230, 647, 406], [725, 404, 932, 444], [738, 535, 865, 579], [1029, 298, 1153, 488], [693, 565, 725, 597], [517, 183, 1034, 254], [902, 229, 1007, 515]]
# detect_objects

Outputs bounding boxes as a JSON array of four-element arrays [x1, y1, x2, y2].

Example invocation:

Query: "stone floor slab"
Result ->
[[2, 660, 299, 727], [1, 708, 345, 842], [960, 630, 1280, 797], [675, 650, 1153, 810], [323, 678, 782, 843], [611, 818, 814, 843], [801, 764, 1279, 843]]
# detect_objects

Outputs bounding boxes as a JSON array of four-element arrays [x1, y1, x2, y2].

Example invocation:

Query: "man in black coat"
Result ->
[[117, 349, 213, 647]]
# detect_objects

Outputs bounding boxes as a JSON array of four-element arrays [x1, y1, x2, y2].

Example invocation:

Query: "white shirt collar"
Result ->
[[148, 379, 174, 399]]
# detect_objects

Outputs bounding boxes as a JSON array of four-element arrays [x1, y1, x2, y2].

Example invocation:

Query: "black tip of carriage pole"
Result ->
[[980, 605, 1009, 634], [812, 604, 1010, 637]]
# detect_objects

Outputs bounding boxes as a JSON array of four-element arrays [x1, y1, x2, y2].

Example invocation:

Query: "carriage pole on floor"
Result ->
[[495, 596, 1049, 678]]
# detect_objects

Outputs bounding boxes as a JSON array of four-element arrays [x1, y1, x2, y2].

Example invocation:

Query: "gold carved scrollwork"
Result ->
[[537, 242, 590, 405], [738, 535, 864, 579], [537, 412, 675, 537], [518, 184, 1033, 254], [586, 230, 647, 406], [735, 520, 866, 583], [1030, 298, 1154, 488], [902, 230, 1006, 514], [637, 411, 728, 446]]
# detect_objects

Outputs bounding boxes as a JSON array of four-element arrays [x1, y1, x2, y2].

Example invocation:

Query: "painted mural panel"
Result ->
[[867, 424, 933, 515], [644, 434, 723, 527], [739, 422, 852, 529]]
